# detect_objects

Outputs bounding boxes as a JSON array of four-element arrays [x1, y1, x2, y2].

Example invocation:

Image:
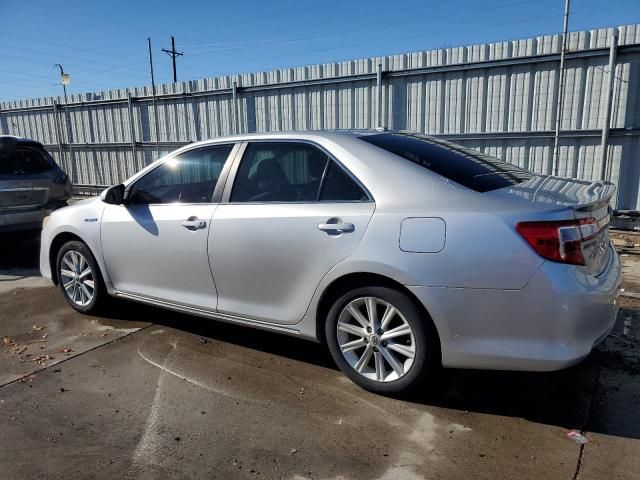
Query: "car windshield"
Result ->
[[360, 132, 533, 192]]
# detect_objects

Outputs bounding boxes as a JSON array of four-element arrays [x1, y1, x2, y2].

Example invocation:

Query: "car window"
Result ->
[[230, 142, 329, 202], [230, 142, 369, 203], [360, 133, 533, 193], [0, 147, 52, 175], [320, 161, 368, 201], [128, 144, 233, 204]]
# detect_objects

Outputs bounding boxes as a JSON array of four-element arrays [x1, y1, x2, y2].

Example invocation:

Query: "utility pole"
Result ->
[[162, 36, 183, 83], [148, 38, 161, 156], [552, 0, 570, 177]]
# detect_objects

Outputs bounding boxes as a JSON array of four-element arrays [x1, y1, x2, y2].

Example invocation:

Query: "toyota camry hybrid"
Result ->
[[40, 131, 621, 395]]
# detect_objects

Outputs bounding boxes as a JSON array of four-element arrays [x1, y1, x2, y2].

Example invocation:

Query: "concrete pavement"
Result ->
[[0, 230, 638, 479], [0, 285, 638, 479]]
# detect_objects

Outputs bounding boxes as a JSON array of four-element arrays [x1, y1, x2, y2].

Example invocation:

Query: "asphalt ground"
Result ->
[[0, 229, 639, 480]]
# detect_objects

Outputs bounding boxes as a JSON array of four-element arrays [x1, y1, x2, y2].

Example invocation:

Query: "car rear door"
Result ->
[[100, 143, 237, 310], [209, 141, 375, 325]]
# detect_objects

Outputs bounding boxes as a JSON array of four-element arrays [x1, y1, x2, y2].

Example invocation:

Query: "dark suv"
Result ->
[[0, 136, 71, 232]]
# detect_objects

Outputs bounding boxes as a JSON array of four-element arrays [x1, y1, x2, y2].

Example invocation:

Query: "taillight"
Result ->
[[516, 218, 598, 265]]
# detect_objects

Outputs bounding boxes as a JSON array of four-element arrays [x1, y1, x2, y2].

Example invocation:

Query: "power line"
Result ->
[[0, 44, 148, 78], [184, 12, 571, 71], [0, 32, 145, 63], [0, 52, 148, 81], [178, 0, 540, 55], [182, 5, 559, 62]]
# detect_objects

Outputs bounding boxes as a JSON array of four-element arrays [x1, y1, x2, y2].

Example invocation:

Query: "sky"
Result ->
[[0, 0, 638, 102]]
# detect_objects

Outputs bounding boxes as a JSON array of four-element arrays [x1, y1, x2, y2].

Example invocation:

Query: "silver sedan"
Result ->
[[40, 131, 621, 395]]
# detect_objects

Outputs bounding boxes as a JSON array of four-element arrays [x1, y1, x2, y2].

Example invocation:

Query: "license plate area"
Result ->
[[0, 188, 49, 209]]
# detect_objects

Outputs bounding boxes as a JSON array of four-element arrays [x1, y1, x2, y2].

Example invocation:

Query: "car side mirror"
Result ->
[[103, 184, 127, 205]]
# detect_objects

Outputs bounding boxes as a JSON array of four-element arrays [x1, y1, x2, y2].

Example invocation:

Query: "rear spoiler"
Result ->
[[573, 181, 616, 213]]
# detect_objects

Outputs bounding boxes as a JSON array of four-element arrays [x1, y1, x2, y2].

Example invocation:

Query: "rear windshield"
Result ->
[[0, 145, 53, 175], [360, 133, 533, 192]]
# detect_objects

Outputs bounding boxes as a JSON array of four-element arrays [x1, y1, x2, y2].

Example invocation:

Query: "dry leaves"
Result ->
[[31, 354, 54, 366]]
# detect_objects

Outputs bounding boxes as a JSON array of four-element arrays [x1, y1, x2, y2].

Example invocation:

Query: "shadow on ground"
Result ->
[[99, 295, 640, 442], [0, 230, 41, 271], [4, 230, 639, 442]]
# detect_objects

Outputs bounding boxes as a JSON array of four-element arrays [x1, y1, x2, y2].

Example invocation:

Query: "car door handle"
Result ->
[[181, 218, 207, 230], [317, 221, 355, 233]]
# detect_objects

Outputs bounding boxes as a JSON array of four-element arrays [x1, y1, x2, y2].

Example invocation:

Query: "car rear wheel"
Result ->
[[325, 286, 439, 395], [56, 241, 106, 314]]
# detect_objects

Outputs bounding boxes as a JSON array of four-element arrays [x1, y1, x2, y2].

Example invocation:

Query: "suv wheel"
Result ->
[[56, 241, 106, 313], [325, 286, 439, 395]]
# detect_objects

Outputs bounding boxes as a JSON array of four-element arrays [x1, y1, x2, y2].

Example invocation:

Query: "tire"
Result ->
[[325, 286, 440, 396], [56, 240, 107, 314]]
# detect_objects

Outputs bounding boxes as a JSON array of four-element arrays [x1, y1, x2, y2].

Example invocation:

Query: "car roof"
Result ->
[[0, 135, 45, 148], [177, 129, 397, 147], [0, 135, 39, 142]]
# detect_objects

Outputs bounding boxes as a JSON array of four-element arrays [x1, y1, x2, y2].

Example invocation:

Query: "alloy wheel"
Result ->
[[60, 250, 95, 307], [336, 296, 416, 382]]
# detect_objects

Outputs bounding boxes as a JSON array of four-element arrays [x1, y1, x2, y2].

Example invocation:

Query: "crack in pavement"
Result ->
[[572, 362, 602, 480], [0, 323, 154, 390]]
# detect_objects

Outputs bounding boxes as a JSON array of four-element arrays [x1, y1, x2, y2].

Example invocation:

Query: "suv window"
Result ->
[[360, 133, 533, 192], [231, 142, 368, 203], [0, 146, 52, 175], [128, 144, 233, 204]]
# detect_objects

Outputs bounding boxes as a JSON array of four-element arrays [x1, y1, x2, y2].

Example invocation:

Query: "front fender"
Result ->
[[40, 199, 109, 287]]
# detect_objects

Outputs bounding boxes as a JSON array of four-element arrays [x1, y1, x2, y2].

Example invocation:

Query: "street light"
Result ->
[[54, 63, 74, 165], [53, 64, 70, 105]]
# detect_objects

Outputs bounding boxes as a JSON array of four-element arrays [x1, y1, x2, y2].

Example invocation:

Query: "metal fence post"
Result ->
[[62, 96, 75, 172], [552, 0, 571, 176], [52, 101, 64, 162], [231, 81, 239, 134], [376, 63, 384, 130], [127, 92, 137, 157], [599, 32, 619, 181]]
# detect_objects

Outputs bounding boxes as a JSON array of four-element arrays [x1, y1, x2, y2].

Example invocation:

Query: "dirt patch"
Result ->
[[597, 304, 640, 374]]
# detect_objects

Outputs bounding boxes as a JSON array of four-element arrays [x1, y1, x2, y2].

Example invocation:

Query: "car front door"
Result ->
[[209, 141, 375, 325], [101, 143, 236, 310]]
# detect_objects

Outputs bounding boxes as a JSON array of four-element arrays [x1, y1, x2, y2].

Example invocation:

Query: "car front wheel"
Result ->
[[56, 240, 106, 314], [325, 286, 439, 395]]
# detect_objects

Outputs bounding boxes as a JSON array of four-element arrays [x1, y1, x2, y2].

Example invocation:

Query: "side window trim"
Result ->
[[220, 139, 374, 204], [315, 156, 332, 202], [124, 142, 240, 205], [211, 142, 243, 203], [220, 141, 248, 203]]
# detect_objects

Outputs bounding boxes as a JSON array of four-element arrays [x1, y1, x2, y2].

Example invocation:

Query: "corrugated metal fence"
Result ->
[[1, 24, 639, 209]]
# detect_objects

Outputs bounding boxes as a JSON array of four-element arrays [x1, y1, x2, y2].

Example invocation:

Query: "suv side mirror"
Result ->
[[103, 184, 127, 205]]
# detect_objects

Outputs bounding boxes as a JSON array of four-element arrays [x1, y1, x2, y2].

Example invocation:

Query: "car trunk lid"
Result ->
[[1, 137, 54, 211], [488, 175, 615, 276]]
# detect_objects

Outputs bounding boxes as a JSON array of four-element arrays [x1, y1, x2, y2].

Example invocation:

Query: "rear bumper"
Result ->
[[0, 201, 67, 233], [408, 243, 622, 371]]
